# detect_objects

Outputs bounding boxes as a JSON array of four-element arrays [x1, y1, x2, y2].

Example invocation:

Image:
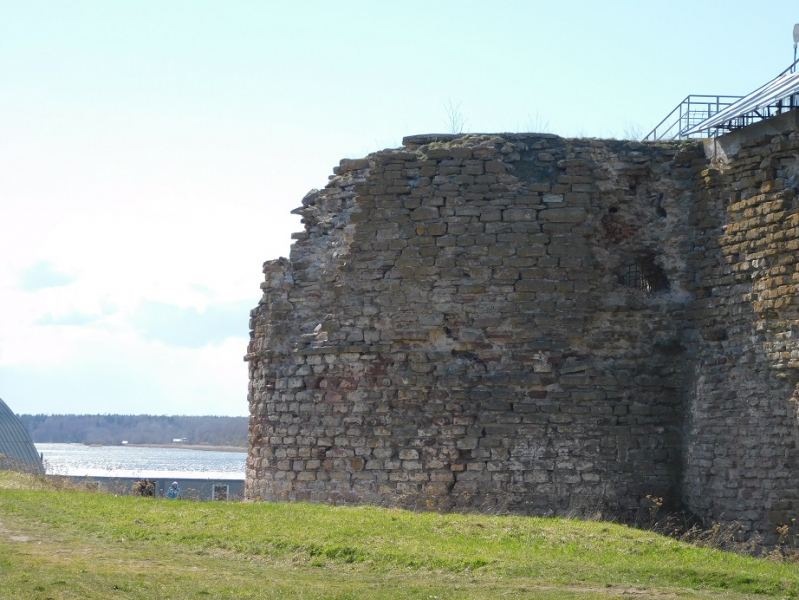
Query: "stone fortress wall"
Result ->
[[245, 114, 799, 542]]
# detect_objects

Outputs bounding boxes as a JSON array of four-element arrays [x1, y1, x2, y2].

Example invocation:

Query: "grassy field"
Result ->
[[1, 471, 798, 598]]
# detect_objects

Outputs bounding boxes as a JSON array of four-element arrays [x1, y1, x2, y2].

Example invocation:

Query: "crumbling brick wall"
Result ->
[[683, 123, 799, 540], [245, 124, 799, 542]]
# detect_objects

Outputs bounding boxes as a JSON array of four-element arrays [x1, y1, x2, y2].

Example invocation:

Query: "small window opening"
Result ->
[[618, 255, 669, 293]]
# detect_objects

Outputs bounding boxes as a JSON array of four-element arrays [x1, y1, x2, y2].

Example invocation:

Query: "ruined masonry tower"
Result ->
[[245, 115, 799, 542]]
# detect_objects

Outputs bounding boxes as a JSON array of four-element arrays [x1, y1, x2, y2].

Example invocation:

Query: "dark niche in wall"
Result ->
[[618, 255, 670, 293]]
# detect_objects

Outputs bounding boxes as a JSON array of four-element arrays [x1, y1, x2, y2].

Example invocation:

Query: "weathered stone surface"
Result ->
[[410, 206, 439, 221], [539, 207, 587, 223], [246, 129, 799, 544]]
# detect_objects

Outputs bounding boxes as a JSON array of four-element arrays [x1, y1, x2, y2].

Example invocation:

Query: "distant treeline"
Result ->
[[18, 414, 248, 447]]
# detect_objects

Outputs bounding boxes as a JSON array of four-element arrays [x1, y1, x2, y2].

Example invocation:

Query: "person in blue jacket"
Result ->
[[167, 481, 182, 499]]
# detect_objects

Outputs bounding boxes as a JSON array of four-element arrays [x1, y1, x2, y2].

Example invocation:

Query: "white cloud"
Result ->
[[0, 330, 249, 416], [131, 299, 255, 349], [17, 260, 76, 291], [36, 310, 106, 327]]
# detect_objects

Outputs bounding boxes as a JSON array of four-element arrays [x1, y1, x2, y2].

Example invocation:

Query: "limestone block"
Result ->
[[410, 206, 439, 221], [539, 207, 587, 223]]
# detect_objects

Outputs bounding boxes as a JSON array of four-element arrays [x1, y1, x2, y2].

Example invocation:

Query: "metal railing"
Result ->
[[643, 95, 743, 141]]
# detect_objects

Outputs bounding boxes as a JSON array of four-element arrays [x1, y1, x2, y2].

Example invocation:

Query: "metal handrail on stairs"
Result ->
[[644, 95, 743, 141]]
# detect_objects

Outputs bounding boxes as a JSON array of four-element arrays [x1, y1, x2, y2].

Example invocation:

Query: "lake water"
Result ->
[[35, 443, 246, 480]]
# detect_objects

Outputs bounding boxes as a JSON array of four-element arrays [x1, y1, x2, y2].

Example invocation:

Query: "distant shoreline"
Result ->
[[125, 444, 247, 453], [35, 442, 248, 453]]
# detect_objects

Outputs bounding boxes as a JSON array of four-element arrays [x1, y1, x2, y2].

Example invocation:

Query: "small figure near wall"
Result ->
[[167, 481, 182, 499]]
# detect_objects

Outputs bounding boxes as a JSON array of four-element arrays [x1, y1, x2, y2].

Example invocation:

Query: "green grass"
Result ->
[[1, 471, 798, 598]]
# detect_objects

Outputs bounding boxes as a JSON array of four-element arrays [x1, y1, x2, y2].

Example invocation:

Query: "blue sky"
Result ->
[[1, 1, 797, 416]]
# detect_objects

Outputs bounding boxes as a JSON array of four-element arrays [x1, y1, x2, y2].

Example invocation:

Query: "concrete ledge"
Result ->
[[704, 109, 799, 161]]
